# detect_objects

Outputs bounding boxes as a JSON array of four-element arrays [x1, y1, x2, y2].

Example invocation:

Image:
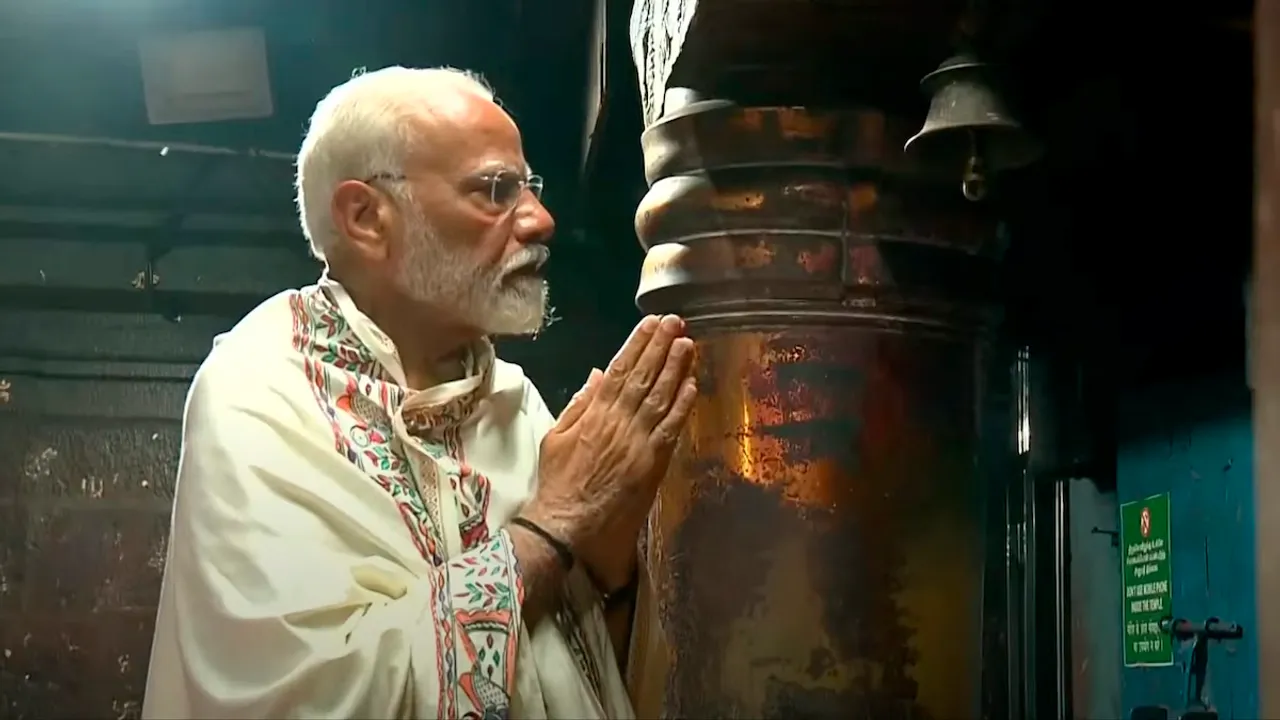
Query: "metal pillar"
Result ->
[[623, 48, 1007, 718]]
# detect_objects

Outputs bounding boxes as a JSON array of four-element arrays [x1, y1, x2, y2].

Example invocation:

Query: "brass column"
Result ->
[[625, 2, 1005, 718]]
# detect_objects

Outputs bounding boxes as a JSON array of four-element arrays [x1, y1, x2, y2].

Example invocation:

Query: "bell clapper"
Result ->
[[962, 153, 988, 201]]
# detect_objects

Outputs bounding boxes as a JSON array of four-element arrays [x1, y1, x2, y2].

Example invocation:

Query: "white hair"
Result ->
[[294, 65, 495, 260]]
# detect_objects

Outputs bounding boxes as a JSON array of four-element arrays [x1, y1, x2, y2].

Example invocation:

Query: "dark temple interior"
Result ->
[[0, 0, 1271, 718]]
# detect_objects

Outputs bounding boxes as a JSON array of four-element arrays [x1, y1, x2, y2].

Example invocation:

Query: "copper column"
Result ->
[[624, 5, 1004, 718]]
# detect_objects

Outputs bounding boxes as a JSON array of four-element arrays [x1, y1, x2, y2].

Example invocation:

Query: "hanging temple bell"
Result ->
[[905, 53, 1042, 201]]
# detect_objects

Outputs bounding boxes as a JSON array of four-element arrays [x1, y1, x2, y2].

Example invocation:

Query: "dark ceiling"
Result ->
[[999, 2, 1255, 385]]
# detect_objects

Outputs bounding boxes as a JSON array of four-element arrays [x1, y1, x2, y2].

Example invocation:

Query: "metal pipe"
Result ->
[[1005, 484, 1024, 719], [1053, 478, 1070, 720], [0, 130, 294, 161], [1021, 464, 1038, 717], [1160, 618, 1246, 641]]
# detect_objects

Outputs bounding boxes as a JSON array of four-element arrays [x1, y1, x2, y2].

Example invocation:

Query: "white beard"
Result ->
[[395, 208, 550, 336]]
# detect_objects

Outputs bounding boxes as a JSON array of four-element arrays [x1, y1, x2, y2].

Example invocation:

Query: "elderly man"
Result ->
[[141, 66, 696, 719]]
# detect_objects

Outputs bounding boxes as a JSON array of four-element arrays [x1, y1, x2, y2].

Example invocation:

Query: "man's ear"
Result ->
[[330, 180, 393, 260]]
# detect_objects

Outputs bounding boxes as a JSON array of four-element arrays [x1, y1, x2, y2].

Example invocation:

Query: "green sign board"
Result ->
[[1120, 492, 1175, 667]]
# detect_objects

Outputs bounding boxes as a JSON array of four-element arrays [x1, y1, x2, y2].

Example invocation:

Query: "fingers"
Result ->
[[614, 315, 684, 412], [556, 368, 602, 429], [633, 337, 694, 430], [649, 375, 698, 448], [596, 315, 660, 404]]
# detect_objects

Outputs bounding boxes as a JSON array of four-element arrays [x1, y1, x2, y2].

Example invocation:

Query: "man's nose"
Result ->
[[513, 193, 555, 245]]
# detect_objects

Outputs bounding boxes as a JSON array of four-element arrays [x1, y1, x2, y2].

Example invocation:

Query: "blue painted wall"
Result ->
[[1116, 375, 1257, 718]]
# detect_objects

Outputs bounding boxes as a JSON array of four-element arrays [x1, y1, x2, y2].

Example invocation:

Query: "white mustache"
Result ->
[[501, 245, 550, 276]]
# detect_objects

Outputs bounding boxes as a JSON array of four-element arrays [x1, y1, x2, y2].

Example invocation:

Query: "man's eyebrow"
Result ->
[[472, 161, 531, 176]]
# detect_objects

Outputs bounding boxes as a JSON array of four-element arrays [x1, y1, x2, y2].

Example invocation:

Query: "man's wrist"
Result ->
[[507, 522, 568, 624], [518, 497, 579, 555]]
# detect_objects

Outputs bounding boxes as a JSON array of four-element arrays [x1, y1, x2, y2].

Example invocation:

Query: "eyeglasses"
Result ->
[[480, 170, 544, 209], [364, 169, 544, 211]]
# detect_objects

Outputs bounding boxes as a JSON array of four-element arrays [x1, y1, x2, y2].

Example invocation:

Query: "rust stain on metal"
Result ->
[[783, 180, 845, 208], [848, 183, 880, 214], [637, 326, 985, 718], [848, 113, 891, 166], [709, 190, 767, 211], [735, 240, 776, 269], [685, 331, 840, 509], [797, 242, 839, 275], [776, 108, 836, 140], [733, 108, 768, 132], [847, 245, 889, 287]]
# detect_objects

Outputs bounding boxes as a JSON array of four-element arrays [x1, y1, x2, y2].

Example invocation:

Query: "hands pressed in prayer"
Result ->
[[523, 314, 696, 593]]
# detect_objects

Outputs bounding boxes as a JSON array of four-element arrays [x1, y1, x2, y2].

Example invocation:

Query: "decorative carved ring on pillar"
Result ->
[[625, 94, 1004, 719]]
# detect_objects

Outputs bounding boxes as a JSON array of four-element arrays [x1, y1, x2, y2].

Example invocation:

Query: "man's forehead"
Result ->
[[403, 90, 526, 172]]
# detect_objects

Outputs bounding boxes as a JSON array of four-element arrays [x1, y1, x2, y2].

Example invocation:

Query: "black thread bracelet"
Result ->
[[599, 571, 639, 611], [509, 516, 575, 572], [509, 517, 638, 610]]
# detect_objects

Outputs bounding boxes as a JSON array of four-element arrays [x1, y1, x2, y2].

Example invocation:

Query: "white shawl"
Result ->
[[142, 278, 633, 719]]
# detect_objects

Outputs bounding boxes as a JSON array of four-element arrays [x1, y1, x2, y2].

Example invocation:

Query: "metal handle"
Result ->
[[1159, 617, 1245, 641]]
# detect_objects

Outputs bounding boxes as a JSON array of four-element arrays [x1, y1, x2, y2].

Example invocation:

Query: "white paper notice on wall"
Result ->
[[138, 26, 274, 126]]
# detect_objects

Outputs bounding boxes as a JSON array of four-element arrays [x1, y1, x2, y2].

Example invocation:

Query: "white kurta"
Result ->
[[142, 278, 634, 719]]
